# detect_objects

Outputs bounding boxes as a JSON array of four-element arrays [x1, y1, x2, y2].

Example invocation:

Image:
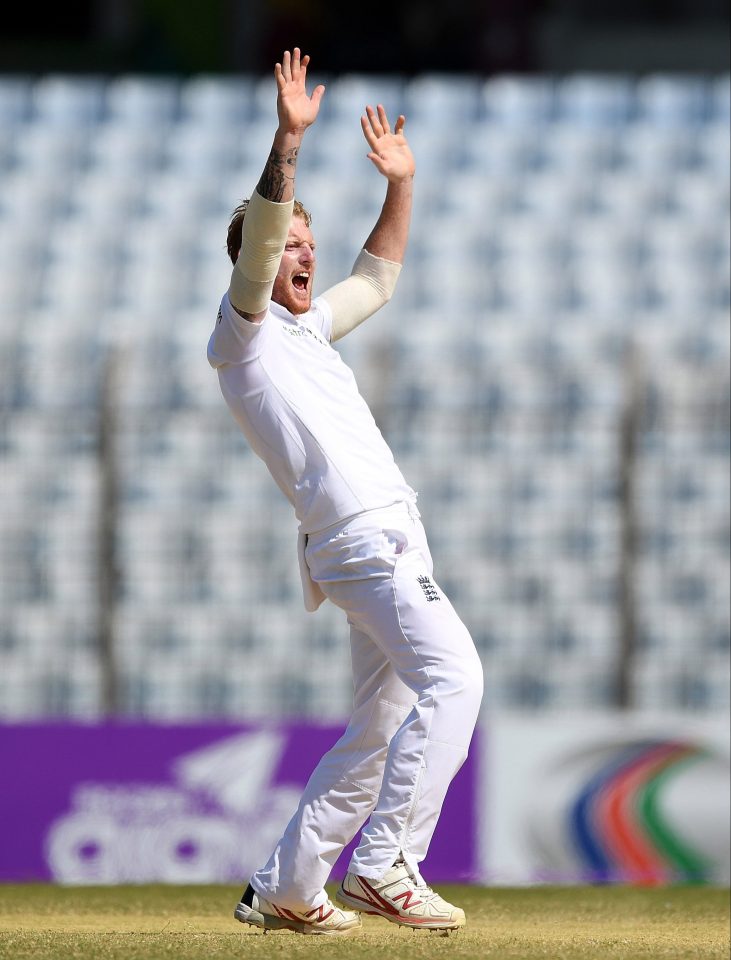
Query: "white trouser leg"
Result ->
[[322, 522, 483, 880], [250, 623, 415, 910]]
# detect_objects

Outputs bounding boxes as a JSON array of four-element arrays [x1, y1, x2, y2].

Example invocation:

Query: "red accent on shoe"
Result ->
[[392, 889, 424, 909], [305, 905, 335, 923], [344, 876, 451, 927], [281, 907, 304, 923], [356, 876, 400, 914]]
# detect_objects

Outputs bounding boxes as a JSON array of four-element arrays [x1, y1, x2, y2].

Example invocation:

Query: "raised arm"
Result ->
[[323, 105, 415, 342], [360, 105, 415, 263], [228, 48, 325, 321]]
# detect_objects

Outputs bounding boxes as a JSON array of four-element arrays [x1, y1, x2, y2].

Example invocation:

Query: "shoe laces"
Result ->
[[392, 857, 432, 895]]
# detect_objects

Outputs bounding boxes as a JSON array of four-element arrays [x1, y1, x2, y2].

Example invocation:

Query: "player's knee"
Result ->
[[456, 650, 484, 714], [434, 647, 483, 718]]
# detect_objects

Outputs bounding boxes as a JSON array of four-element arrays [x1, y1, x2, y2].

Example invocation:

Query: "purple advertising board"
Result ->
[[0, 722, 478, 884]]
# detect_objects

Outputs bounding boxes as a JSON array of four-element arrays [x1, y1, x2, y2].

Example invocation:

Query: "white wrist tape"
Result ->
[[228, 191, 294, 314], [323, 248, 402, 342]]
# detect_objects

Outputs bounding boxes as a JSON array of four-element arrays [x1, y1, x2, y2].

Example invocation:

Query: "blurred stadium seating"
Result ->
[[0, 72, 728, 720]]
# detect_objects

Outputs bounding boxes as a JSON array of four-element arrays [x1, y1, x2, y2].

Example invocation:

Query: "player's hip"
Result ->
[[304, 500, 430, 584]]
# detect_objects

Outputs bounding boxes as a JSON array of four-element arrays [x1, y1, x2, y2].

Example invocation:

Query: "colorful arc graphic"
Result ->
[[570, 740, 712, 885]]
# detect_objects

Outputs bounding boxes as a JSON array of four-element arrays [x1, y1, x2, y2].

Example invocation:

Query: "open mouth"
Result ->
[[292, 272, 309, 292]]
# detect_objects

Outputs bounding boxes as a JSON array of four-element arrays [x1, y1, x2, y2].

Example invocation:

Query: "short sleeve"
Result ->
[[310, 296, 334, 343], [207, 292, 270, 368]]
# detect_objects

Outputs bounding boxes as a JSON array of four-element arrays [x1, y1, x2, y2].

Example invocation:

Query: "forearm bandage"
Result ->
[[228, 192, 294, 314], [323, 249, 402, 342]]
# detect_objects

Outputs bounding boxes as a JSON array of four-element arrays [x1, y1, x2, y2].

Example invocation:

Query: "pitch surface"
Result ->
[[0, 883, 728, 959]]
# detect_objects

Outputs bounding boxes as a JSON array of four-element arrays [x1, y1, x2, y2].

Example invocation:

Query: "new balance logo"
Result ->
[[392, 890, 424, 909], [304, 905, 335, 923], [417, 575, 440, 602]]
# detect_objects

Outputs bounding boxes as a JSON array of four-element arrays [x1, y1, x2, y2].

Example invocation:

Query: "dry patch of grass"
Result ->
[[0, 883, 728, 960]]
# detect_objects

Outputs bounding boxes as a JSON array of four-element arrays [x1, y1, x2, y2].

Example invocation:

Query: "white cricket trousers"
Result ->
[[250, 502, 483, 911]]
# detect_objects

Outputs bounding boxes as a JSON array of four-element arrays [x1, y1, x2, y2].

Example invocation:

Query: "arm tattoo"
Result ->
[[256, 146, 298, 202]]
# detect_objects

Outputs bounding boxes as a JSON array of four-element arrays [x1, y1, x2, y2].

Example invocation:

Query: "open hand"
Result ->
[[361, 105, 415, 183], [275, 48, 325, 135]]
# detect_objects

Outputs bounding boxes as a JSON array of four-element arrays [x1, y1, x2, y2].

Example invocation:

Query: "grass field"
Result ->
[[0, 883, 728, 960]]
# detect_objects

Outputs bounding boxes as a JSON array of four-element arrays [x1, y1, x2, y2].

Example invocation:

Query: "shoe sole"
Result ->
[[234, 901, 360, 936], [336, 887, 465, 931]]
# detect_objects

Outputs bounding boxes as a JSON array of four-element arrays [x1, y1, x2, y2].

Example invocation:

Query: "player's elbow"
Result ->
[[379, 282, 395, 305]]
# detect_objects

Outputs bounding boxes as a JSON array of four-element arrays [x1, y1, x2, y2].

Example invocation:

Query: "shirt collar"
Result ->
[[271, 300, 314, 325]]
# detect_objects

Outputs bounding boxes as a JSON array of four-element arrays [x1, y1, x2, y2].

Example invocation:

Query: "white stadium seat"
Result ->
[[482, 75, 556, 126], [0, 75, 32, 125], [31, 74, 107, 126], [105, 75, 180, 126], [555, 74, 636, 127]]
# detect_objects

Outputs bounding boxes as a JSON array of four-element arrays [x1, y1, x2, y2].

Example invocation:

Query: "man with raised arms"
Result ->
[[208, 48, 483, 936]]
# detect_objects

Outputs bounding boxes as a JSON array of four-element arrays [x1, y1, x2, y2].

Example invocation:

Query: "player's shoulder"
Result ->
[[311, 295, 330, 319], [220, 290, 272, 328], [208, 292, 271, 368], [310, 296, 333, 341]]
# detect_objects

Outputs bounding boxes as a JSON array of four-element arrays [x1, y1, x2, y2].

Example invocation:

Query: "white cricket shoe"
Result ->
[[234, 883, 361, 935], [336, 857, 466, 930]]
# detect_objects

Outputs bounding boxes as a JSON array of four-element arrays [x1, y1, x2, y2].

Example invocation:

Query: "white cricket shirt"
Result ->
[[207, 293, 416, 535]]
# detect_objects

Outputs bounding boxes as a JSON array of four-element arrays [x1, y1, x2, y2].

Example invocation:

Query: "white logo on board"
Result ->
[[45, 732, 300, 884]]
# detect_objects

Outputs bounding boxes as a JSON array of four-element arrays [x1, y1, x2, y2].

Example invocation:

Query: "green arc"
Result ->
[[637, 747, 714, 883]]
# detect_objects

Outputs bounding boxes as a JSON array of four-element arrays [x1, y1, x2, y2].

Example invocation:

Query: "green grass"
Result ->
[[0, 883, 728, 960]]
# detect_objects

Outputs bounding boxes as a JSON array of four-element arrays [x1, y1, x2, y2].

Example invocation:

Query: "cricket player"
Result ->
[[207, 48, 483, 935]]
